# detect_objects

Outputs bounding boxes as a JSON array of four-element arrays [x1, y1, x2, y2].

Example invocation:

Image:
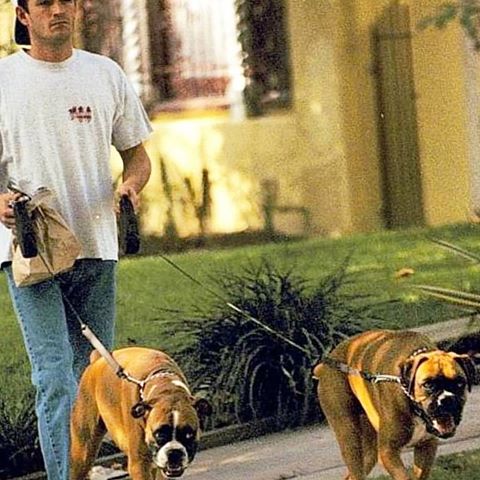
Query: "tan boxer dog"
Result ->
[[70, 347, 211, 480], [313, 330, 475, 480]]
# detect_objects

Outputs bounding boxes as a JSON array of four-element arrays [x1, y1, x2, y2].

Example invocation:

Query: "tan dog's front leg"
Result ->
[[127, 443, 156, 480], [128, 458, 154, 480], [379, 445, 411, 480], [412, 440, 438, 479], [70, 387, 105, 480]]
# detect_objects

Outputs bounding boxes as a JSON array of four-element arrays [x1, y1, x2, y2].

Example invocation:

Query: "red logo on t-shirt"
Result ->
[[69, 106, 92, 123]]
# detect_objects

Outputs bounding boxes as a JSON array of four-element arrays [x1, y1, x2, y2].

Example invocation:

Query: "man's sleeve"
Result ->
[[0, 129, 7, 193], [112, 71, 153, 152]]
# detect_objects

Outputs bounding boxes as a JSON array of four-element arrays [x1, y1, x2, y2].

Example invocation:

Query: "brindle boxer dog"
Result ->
[[313, 330, 475, 480], [70, 347, 211, 480]]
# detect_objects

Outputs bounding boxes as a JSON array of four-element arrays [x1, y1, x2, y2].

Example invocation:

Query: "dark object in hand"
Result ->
[[8, 182, 38, 259], [119, 195, 140, 255]]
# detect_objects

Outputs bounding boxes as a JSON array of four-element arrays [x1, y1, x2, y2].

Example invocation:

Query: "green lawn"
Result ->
[[2, 222, 480, 399], [374, 449, 480, 479]]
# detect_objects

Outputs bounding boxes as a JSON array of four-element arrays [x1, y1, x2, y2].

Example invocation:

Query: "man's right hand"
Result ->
[[0, 192, 19, 230]]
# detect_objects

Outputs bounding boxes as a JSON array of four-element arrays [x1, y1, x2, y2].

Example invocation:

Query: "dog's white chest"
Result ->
[[406, 417, 432, 447]]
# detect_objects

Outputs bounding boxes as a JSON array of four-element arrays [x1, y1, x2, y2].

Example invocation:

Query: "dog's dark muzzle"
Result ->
[[161, 449, 188, 478], [427, 393, 464, 438], [150, 440, 190, 478]]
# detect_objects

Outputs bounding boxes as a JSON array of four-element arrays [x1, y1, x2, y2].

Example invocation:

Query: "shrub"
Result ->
[[174, 259, 379, 430], [0, 391, 43, 479]]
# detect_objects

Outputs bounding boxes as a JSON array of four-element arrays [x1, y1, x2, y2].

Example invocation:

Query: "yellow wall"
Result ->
[[409, 0, 472, 225], [0, 1, 14, 55], [1, 0, 475, 237], [321, 0, 472, 231], [141, 0, 386, 237]]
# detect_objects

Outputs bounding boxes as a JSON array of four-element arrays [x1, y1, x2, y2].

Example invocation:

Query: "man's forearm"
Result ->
[[119, 143, 152, 194]]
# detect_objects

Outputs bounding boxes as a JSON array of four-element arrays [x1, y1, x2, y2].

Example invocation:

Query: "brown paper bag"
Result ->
[[12, 190, 82, 287]]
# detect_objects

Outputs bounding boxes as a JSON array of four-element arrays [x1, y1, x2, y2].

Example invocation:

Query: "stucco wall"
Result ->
[[409, 0, 472, 225], [287, 0, 473, 233], [141, 0, 387, 237], [0, 1, 14, 54], [141, 0, 475, 238]]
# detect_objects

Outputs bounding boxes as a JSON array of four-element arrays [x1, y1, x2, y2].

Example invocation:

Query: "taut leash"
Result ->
[[157, 254, 313, 358], [321, 356, 404, 385]]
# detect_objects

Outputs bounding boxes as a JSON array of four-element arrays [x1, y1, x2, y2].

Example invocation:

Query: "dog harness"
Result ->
[[321, 348, 447, 438]]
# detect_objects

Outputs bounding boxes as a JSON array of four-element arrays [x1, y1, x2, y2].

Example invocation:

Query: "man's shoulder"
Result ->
[[76, 49, 123, 75], [0, 51, 22, 73], [0, 52, 23, 90]]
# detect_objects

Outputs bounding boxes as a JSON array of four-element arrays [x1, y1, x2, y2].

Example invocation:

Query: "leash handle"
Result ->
[[118, 195, 140, 255], [8, 181, 38, 258], [12, 199, 38, 258]]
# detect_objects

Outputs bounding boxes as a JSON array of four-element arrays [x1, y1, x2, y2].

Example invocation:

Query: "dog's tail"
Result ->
[[312, 363, 324, 380], [89, 349, 102, 364]]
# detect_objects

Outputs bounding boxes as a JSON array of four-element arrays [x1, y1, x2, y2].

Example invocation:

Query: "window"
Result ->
[[76, 0, 292, 114], [148, 0, 292, 114], [147, 0, 241, 108]]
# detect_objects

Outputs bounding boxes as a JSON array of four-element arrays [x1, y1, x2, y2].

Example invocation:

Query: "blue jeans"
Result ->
[[4, 259, 116, 480]]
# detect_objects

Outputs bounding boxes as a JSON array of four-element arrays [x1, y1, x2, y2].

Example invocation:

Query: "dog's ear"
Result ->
[[193, 397, 212, 430], [193, 398, 213, 417], [131, 401, 152, 419], [400, 355, 429, 396], [450, 353, 477, 392], [193, 397, 213, 418]]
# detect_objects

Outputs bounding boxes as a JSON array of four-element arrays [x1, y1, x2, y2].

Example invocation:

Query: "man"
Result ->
[[0, 1, 152, 478]]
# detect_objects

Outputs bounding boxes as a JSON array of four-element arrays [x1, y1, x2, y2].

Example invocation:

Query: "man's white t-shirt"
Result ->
[[0, 49, 152, 264]]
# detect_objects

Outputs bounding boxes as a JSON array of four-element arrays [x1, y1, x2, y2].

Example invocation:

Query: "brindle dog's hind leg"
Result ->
[[317, 366, 367, 480], [342, 414, 377, 480], [360, 412, 378, 476]]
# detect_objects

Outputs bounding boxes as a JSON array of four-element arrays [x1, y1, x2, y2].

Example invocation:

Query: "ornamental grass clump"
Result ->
[[415, 238, 480, 311], [177, 259, 378, 430], [0, 392, 43, 479]]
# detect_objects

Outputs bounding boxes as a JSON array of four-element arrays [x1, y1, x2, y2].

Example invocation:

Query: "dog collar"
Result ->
[[129, 367, 192, 420], [406, 346, 432, 359]]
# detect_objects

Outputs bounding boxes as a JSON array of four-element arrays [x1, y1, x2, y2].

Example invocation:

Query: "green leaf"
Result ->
[[414, 284, 480, 309]]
